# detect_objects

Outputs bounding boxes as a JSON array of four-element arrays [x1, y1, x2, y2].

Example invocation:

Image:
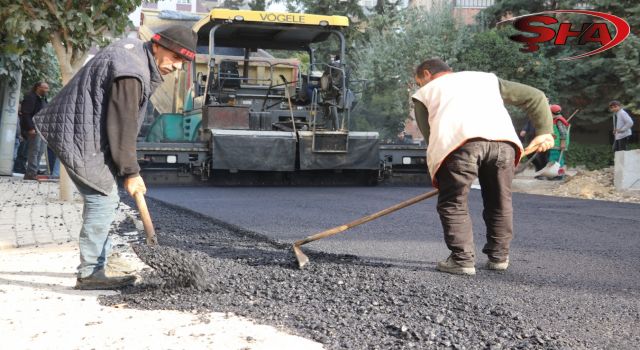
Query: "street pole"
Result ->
[[0, 70, 22, 176]]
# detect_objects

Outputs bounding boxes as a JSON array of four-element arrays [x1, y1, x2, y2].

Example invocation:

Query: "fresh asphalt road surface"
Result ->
[[136, 185, 640, 348], [146, 185, 640, 295]]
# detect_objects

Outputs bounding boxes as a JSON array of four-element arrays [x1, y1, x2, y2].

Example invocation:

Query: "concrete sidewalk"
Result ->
[[0, 176, 323, 350], [0, 177, 83, 249]]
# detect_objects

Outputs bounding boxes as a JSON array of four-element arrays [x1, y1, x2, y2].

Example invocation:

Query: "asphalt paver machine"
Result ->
[[137, 9, 380, 185]]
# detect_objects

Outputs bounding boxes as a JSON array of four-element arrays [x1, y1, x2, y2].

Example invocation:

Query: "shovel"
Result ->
[[292, 189, 439, 269], [133, 191, 158, 245], [535, 149, 564, 179], [130, 191, 209, 288], [514, 153, 538, 175]]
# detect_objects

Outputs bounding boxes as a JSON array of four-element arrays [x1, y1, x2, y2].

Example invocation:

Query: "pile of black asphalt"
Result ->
[[101, 198, 632, 349]]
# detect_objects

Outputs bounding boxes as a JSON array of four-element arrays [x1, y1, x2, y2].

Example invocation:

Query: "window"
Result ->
[[454, 0, 495, 8], [177, 0, 191, 4]]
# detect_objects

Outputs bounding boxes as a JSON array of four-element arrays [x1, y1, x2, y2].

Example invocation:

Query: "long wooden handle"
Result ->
[[134, 192, 158, 246], [515, 152, 538, 174], [294, 189, 439, 247], [521, 143, 541, 160], [294, 144, 541, 248]]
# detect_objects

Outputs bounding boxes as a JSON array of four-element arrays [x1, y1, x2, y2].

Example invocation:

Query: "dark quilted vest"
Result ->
[[34, 39, 163, 195]]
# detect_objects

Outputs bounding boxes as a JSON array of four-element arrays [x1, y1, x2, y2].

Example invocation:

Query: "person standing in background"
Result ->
[[547, 104, 570, 180], [22, 81, 49, 180], [519, 120, 548, 172], [610, 101, 633, 152]]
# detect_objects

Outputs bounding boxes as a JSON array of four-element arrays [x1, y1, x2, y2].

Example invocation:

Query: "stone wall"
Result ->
[[614, 149, 640, 190]]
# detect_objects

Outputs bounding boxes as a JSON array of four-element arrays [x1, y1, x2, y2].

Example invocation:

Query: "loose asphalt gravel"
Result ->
[[101, 190, 640, 350]]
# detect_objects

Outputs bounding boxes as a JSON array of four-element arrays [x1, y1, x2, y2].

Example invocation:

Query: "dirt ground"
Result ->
[[514, 167, 640, 204]]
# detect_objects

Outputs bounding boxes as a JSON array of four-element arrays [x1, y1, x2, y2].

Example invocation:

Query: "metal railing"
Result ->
[[453, 0, 495, 9]]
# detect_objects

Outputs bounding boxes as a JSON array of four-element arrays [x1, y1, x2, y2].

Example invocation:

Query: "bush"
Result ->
[[565, 143, 639, 170]]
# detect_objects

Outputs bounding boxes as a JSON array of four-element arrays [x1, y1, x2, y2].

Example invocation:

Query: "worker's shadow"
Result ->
[[0, 271, 74, 278], [0, 272, 118, 296]]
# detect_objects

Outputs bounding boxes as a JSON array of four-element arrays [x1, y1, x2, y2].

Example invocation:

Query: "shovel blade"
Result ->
[[536, 162, 561, 178], [292, 244, 310, 269], [146, 234, 158, 246]]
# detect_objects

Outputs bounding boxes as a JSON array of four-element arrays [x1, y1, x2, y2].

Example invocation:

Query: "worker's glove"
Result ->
[[527, 134, 554, 153], [124, 175, 147, 197]]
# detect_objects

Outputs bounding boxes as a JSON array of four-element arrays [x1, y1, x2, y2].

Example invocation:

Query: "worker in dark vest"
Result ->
[[34, 26, 196, 290]]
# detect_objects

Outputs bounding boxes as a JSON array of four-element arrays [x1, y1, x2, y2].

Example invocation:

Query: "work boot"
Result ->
[[75, 268, 136, 290], [436, 256, 476, 275], [486, 257, 509, 271], [23, 174, 37, 181], [105, 252, 137, 277]]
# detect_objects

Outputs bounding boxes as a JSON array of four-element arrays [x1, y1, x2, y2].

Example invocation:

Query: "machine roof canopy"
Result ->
[[193, 9, 348, 50]]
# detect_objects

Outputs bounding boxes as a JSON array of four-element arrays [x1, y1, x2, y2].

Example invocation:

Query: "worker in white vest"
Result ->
[[412, 58, 554, 275]]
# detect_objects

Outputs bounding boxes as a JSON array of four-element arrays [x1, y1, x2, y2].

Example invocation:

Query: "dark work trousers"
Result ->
[[531, 150, 548, 172], [435, 140, 516, 266], [613, 136, 630, 152]]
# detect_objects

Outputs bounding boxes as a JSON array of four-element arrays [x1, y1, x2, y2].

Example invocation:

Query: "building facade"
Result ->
[[410, 0, 494, 24]]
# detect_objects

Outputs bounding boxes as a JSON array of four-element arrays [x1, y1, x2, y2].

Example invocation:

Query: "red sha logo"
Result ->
[[501, 10, 630, 61]]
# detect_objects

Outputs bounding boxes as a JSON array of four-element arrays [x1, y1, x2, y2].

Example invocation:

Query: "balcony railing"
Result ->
[[453, 0, 495, 9]]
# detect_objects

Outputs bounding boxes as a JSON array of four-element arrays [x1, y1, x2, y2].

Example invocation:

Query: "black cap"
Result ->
[[151, 25, 197, 61]]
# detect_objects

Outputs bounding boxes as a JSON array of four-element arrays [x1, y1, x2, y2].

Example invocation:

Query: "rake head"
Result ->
[[292, 244, 310, 269]]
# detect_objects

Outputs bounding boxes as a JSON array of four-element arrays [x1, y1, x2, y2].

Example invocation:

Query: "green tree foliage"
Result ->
[[20, 44, 63, 98], [481, 0, 640, 125], [352, 4, 468, 139], [223, 0, 247, 9], [248, 0, 267, 11], [455, 27, 556, 122], [276, 0, 366, 48], [456, 27, 555, 93], [0, 0, 143, 84], [278, 0, 365, 18], [481, 0, 576, 27], [554, 1, 640, 122], [0, 1, 50, 87]]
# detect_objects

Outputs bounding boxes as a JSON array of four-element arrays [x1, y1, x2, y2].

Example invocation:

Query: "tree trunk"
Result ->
[[0, 71, 22, 176], [50, 32, 88, 84]]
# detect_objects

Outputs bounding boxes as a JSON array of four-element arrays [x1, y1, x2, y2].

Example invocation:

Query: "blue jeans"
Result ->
[[25, 134, 46, 177], [51, 158, 60, 177], [47, 147, 60, 177], [13, 138, 29, 173], [13, 137, 20, 159], [69, 174, 120, 278]]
